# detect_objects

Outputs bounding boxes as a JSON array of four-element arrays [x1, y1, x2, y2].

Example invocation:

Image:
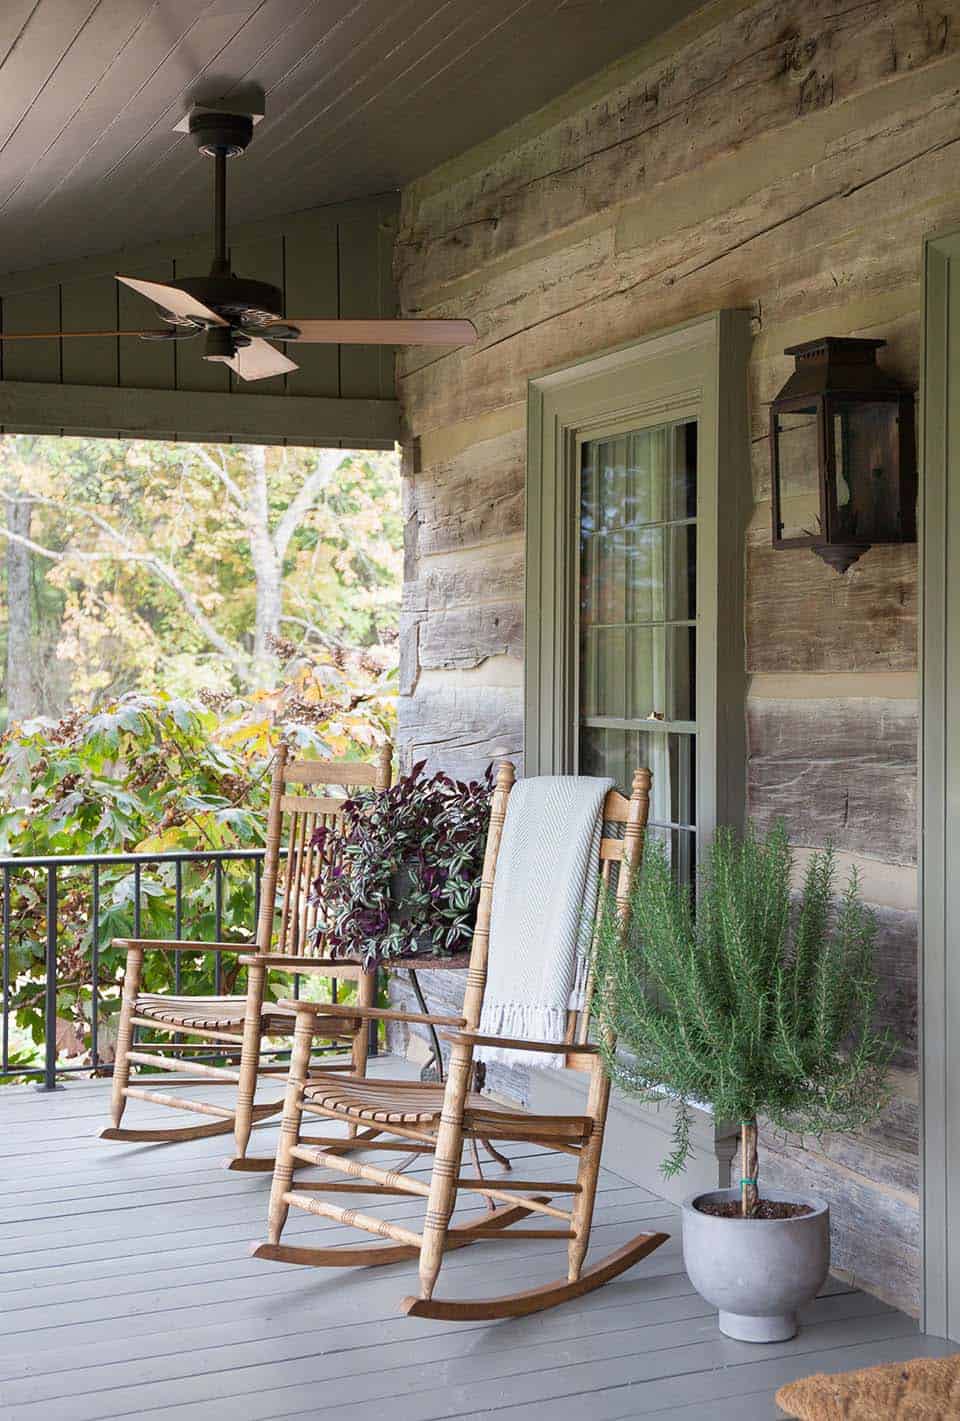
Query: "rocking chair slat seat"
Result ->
[[134, 994, 359, 1038], [302, 1072, 592, 1140], [303, 1073, 506, 1125]]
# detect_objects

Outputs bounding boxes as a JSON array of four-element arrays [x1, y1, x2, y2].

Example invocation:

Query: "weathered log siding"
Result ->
[[395, 0, 960, 1312]]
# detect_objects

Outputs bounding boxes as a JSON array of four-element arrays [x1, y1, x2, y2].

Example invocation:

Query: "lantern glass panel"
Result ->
[[774, 405, 821, 540], [830, 399, 901, 543]]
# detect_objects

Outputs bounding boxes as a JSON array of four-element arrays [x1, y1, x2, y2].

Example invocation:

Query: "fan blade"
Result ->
[[216, 337, 299, 382], [0, 329, 166, 340], [116, 275, 227, 326], [270, 319, 477, 347]]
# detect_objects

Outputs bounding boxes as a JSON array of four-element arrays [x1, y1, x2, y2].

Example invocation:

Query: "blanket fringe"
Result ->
[[475, 1004, 569, 1068]]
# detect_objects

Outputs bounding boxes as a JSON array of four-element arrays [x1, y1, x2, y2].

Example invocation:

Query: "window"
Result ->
[[578, 419, 698, 878], [525, 311, 750, 862]]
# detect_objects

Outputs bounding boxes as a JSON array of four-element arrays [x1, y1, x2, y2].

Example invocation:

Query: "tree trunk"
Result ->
[[5, 489, 35, 722], [252, 555, 282, 675], [245, 445, 282, 685], [740, 1118, 759, 1217]]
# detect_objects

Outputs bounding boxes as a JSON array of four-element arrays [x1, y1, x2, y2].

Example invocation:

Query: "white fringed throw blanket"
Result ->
[[476, 775, 614, 1069]]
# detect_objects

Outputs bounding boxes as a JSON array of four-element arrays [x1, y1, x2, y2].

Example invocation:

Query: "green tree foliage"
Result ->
[[0, 436, 401, 716], [594, 822, 893, 1215]]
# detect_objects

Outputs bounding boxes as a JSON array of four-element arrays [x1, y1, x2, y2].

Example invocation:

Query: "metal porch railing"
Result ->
[[0, 848, 376, 1090]]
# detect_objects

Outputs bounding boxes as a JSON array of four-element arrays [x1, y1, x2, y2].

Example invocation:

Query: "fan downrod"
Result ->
[[170, 106, 286, 327]]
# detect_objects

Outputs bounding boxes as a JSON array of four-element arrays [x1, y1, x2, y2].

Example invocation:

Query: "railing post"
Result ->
[[214, 860, 223, 994], [133, 862, 141, 936], [91, 864, 100, 1074], [39, 866, 60, 1091], [253, 858, 262, 938], [174, 860, 183, 996], [2, 864, 10, 1076]]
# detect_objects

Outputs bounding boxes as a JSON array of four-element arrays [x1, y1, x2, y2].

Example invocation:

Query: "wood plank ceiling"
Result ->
[[0, 0, 705, 276]]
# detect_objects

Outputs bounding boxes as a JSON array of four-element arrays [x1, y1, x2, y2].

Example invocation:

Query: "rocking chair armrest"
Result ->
[[112, 938, 255, 954], [440, 1030, 599, 1056], [237, 953, 368, 979], [276, 999, 467, 1028]]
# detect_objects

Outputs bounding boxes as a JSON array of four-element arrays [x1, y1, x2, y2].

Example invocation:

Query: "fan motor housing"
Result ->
[[188, 110, 254, 158]]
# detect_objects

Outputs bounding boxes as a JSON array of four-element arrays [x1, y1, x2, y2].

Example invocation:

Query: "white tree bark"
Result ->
[[4, 486, 35, 721], [210, 444, 345, 683], [245, 445, 283, 681]]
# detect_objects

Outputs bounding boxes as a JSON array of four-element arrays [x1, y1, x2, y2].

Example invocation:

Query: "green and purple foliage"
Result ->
[[310, 761, 493, 968]]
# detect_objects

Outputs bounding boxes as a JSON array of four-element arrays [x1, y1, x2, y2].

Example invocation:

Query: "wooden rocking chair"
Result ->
[[101, 743, 391, 1170], [251, 760, 669, 1319]]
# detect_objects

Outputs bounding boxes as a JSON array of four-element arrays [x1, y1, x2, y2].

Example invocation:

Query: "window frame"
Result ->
[[524, 309, 751, 849]]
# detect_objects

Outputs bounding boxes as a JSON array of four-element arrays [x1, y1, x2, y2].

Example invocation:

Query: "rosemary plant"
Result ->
[[594, 821, 893, 1216]]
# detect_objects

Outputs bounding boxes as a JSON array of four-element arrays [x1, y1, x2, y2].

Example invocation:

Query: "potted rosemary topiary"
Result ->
[[594, 821, 893, 1343], [310, 761, 492, 968]]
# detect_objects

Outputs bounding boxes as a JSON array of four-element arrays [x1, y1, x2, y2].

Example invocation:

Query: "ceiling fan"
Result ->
[[0, 108, 477, 382]]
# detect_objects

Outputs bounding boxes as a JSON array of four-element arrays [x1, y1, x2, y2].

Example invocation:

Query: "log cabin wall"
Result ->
[[391, 0, 960, 1314]]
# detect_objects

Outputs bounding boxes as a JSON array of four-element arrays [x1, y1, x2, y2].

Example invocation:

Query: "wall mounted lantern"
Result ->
[[770, 337, 916, 574]]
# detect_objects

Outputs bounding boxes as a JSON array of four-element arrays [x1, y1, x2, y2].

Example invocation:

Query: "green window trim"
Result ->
[[524, 309, 752, 848], [921, 227, 960, 1342]]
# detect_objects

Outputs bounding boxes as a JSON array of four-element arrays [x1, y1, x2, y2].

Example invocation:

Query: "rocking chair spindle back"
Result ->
[[265, 750, 392, 959]]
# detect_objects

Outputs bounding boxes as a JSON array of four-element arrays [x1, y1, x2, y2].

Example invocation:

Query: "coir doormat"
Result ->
[[776, 1354, 960, 1419]]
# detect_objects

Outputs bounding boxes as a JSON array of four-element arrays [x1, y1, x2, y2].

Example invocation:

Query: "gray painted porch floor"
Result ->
[[0, 1059, 953, 1421]]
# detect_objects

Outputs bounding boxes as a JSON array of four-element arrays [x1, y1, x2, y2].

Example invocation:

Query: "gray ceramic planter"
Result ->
[[681, 1187, 830, 1342]]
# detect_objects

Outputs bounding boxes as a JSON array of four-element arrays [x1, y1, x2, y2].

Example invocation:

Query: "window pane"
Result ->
[[580, 727, 696, 830], [775, 406, 821, 540], [580, 523, 696, 626], [580, 423, 696, 532], [645, 826, 698, 885], [580, 625, 695, 722]]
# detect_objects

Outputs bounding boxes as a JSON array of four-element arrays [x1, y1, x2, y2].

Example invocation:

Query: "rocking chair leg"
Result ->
[[110, 946, 143, 1129], [345, 966, 377, 1141], [567, 1058, 609, 1281], [234, 960, 266, 1162], [267, 1009, 313, 1247], [417, 1041, 471, 1301]]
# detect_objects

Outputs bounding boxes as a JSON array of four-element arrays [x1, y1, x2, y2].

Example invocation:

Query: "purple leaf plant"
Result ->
[[309, 761, 493, 969]]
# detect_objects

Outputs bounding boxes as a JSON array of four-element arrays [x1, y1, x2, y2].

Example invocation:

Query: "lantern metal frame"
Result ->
[[769, 337, 917, 574]]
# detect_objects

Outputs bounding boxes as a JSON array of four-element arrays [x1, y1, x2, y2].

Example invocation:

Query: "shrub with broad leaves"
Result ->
[[0, 646, 394, 1079]]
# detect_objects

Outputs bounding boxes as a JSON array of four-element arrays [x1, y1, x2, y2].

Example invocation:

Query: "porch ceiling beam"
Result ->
[[0, 380, 400, 446]]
